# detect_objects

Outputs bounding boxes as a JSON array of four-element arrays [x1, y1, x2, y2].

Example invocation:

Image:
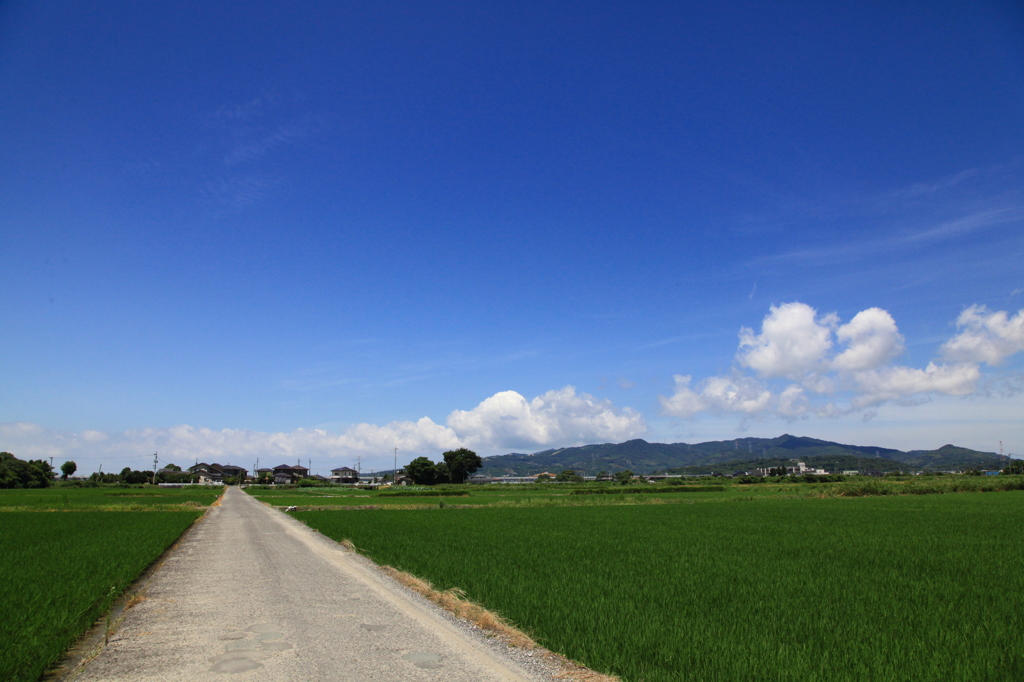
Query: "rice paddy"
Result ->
[[0, 485, 224, 510], [0, 486, 218, 681], [296, 491, 1024, 681], [245, 474, 1024, 510]]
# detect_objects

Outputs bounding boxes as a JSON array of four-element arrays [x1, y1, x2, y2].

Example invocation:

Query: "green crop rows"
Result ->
[[0, 485, 223, 510], [246, 475, 1024, 510], [0, 487, 213, 682], [297, 492, 1024, 681]]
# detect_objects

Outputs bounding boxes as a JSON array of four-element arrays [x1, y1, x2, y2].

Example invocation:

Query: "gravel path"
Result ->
[[71, 487, 551, 682]]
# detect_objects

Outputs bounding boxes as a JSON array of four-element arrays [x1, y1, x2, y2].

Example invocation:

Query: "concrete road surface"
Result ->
[[72, 487, 550, 682]]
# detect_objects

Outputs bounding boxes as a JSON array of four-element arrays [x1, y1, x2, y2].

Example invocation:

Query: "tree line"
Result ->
[[0, 452, 198, 488]]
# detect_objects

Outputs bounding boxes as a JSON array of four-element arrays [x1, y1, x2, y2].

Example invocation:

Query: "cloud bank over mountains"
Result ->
[[0, 387, 646, 471], [660, 302, 1023, 420], [3, 303, 1020, 472]]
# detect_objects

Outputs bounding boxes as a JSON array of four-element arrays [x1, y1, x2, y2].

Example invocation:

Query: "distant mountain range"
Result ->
[[476, 434, 1014, 476]]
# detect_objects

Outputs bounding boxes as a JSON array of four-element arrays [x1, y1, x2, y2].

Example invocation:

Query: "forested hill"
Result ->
[[476, 434, 1008, 476]]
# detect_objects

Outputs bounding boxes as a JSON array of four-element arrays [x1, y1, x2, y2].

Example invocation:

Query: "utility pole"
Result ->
[[394, 447, 398, 483], [152, 452, 159, 485]]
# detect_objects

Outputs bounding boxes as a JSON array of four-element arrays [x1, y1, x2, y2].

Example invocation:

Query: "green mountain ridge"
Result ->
[[477, 435, 1012, 476]]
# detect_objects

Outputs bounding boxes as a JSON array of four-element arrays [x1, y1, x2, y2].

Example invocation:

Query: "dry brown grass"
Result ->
[[124, 593, 146, 610]]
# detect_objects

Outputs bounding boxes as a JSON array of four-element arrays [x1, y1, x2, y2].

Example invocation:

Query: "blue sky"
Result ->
[[2, 0, 1023, 474]]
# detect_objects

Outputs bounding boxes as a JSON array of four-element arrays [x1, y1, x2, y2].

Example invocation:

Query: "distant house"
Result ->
[[331, 466, 359, 484], [272, 463, 309, 484], [188, 462, 249, 483], [218, 464, 247, 479]]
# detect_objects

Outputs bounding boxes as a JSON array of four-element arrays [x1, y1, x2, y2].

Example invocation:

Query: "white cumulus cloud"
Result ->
[[659, 374, 773, 418], [832, 307, 905, 371], [850, 362, 981, 408], [737, 302, 836, 380], [778, 385, 810, 418], [661, 302, 1023, 423], [941, 305, 1024, 366], [448, 386, 646, 451], [0, 387, 646, 473]]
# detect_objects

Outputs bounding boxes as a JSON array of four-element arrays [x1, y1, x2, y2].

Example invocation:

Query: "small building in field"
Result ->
[[331, 466, 359, 484]]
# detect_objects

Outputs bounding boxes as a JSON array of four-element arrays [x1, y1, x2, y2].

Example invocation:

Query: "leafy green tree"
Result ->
[[60, 460, 77, 480], [556, 469, 584, 483], [614, 470, 634, 485], [119, 467, 150, 484], [435, 461, 451, 484], [442, 448, 482, 484], [0, 452, 54, 489], [595, 470, 609, 481], [164, 463, 182, 472], [158, 470, 195, 484], [405, 457, 442, 485], [535, 474, 551, 482]]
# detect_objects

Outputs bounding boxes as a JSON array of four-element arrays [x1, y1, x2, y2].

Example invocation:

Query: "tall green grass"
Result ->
[[0, 511, 201, 681], [298, 492, 1024, 681]]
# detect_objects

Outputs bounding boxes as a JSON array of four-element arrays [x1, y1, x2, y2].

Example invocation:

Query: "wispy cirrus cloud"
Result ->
[[744, 161, 1024, 272], [222, 116, 325, 166], [750, 203, 1024, 267], [198, 94, 328, 210]]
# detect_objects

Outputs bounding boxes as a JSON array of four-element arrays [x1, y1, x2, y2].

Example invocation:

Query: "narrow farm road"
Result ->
[[73, 487, 546, 682]]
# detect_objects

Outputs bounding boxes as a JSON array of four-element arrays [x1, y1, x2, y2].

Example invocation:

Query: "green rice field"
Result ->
[[0, 485, 223, 510], [297, 491, 1024, 681], [0, 510, 203, 682], [244, 484, 737, 509], [245, 474, 1024, 510]]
